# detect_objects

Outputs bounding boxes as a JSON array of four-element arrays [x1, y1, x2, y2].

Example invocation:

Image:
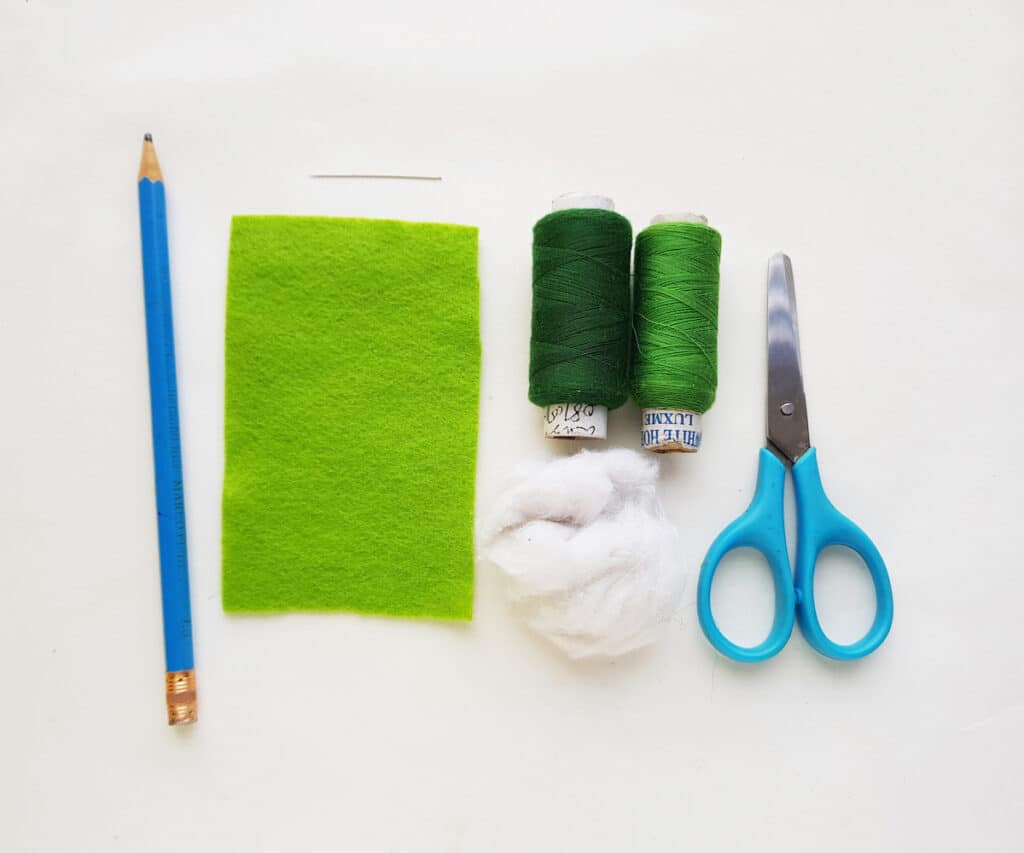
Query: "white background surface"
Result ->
[[2, 1, 1023, 850]]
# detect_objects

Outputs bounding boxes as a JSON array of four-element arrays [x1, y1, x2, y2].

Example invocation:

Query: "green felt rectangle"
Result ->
[[223, 216, 479, 619]]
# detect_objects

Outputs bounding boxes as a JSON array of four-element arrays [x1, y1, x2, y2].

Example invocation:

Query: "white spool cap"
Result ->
[[540, 192, 615, 440], [552, 192, 615, 212], [640, 211, 710, 454], [543, 403, 608, 440], [650, 211, 708, 225], [641, 409, 702, 453]]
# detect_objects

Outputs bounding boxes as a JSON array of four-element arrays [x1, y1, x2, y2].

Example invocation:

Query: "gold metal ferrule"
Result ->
[[166, 669, 198, 726]]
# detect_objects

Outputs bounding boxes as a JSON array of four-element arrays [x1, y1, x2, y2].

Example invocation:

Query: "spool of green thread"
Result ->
[[529, 194, 633, 439], [632, 213, 722, 453]]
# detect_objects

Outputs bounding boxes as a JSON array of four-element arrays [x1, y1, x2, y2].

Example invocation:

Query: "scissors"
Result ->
[[696, 254, 893, 663]]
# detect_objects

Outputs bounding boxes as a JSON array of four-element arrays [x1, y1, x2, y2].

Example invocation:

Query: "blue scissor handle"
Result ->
[[697, 449, 796, 662], [791, 448, 894, 660]]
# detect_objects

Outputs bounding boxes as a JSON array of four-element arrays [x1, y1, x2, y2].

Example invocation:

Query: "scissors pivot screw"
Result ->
[[779, 402, 795, 416]]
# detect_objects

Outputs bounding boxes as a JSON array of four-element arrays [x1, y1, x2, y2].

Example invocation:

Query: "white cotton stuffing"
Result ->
[[482, 448, 685, 659]]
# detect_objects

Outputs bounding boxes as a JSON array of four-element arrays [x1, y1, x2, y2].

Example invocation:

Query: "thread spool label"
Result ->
[[641, 409, 702, 453], [543, 403, 608, 440]]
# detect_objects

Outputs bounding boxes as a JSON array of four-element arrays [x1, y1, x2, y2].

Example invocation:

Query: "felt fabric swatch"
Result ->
[[223, 216, 480, 619]]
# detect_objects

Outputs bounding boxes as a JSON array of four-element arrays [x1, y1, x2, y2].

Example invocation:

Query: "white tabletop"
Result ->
[[3, 2, 1023, 851]]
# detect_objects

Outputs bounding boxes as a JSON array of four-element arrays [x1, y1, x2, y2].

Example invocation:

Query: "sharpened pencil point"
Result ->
[[138, 135, 162, 181]]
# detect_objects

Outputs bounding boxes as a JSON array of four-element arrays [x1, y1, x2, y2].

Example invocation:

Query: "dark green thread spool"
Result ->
[[529, 194, 633, 439], [631, 213, 722, 453]]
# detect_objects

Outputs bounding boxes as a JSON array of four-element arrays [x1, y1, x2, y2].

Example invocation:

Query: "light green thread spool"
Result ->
[[631, 213, 722, 453]]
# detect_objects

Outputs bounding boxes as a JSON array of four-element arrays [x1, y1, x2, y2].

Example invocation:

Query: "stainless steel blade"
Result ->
[[765, 253, 811, 463]]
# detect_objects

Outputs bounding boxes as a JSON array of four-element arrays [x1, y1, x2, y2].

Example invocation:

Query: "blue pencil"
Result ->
[[137, 134, 197, 725]]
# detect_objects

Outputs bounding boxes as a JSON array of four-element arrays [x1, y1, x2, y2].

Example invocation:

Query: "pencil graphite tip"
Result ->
[[144, 132, 153, 142]]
